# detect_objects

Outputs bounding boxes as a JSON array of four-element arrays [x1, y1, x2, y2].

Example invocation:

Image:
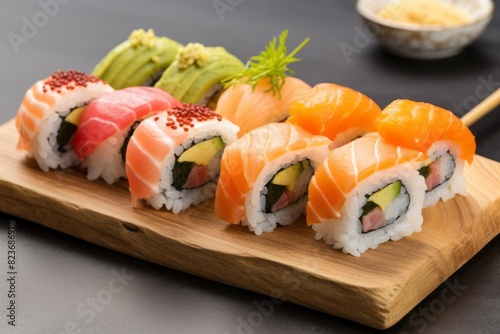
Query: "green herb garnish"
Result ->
[[221, 29, 309, 99]]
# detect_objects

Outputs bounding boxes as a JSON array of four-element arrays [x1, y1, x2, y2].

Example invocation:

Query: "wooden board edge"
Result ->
[[2, 176, 499, 330]]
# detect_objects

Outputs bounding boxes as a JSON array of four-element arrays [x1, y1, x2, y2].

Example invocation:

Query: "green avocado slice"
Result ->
[[92, 29, 182, 89], [271, 162, 304, 191], [91, 40, 131, 78], [56, 106, 87, 152], [367, 181, 402, 212], [264, 160, 311, 213], [154, 46, 244, 103], [177, 137, 224, 166]]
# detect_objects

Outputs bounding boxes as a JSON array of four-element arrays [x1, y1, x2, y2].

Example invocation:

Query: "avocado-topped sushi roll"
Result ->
[[72, 87, 181, 184], [215, 123, 332, 235], [125, 104, 239, 213], [377, 99, 476, 207], [307, 133, 427, 256], [15, 69, 114, 171], [154, 43, 244, 108], [92, 28, 182, 89]]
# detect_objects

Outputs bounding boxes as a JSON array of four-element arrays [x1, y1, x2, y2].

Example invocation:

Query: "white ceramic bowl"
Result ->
[[356, 0, 494, 59]]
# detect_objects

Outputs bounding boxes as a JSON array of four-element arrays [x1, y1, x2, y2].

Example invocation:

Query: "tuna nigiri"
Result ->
[[72, 86, 181, 184], [287, 83, 382, 148], [16, 69, 113, 171], [216, 30, 312, 137], [377, 99, 476, 207], [307, 133, 427, 256], [126, 104, 239, 213], [215, 122, 331, 235]]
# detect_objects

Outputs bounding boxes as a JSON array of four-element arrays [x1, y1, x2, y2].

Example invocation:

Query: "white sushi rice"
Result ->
[[32, 113, 76, 172], [423, 141, 466, 207], [312, 163, 426, 257], [384, 187, 410, 225], [241, 145, 330, 236], [83, 128, 129, 184], [31, 82, 113, 172], [146, 118, 239, 213]]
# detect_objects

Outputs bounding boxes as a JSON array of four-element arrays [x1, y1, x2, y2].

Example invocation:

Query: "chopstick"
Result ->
[[460, 88, 500, 127]]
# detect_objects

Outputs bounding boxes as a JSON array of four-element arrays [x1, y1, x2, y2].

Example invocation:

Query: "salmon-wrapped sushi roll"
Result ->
[[126, 104, 239, 213], [215, 123, 332, 235], [287, 83, 382, 148], [72, 86, 181, 184], [307, 133, 427, 256], [16, 70, 113, 171], [377, 100, 476, 207]]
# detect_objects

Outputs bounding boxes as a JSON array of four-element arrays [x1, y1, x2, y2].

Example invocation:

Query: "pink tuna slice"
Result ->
[[72, 86, 181, 161], [183, 164, 209, 189], [361, 206, 387, 233], [271, 189, 301, 213], [425, 159, 443, 191]]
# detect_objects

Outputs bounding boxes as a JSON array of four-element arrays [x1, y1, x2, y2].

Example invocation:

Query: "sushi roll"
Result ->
[[287, 83, 382, 148], [126, 104, 239, 213], [377, 99, 476, 207], [92, 28, 182, 89], [215, 123, 332, 235], [216, 30, 311, 137], [216, 77, 311, 137], [154, 43, 244, 107], [307, 133, 427, 256], [16, 69, 114, 171], [72, 86, 181, 184]]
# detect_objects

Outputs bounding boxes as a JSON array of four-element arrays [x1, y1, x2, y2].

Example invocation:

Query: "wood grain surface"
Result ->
[[0, 119, 498, 329]]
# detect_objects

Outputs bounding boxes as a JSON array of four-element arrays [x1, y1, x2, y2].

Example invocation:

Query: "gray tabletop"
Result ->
[[1, 1, 499, 333]]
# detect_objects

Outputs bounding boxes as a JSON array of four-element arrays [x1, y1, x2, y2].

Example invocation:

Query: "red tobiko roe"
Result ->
[[163, 103, 223, 132], [42, 69, 103, 93]]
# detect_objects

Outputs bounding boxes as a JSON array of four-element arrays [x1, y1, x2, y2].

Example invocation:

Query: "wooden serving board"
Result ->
[[0, 119, 499, 329]]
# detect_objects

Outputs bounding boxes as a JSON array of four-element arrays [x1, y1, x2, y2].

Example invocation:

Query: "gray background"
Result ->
[[0, 1, 499, 333]]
